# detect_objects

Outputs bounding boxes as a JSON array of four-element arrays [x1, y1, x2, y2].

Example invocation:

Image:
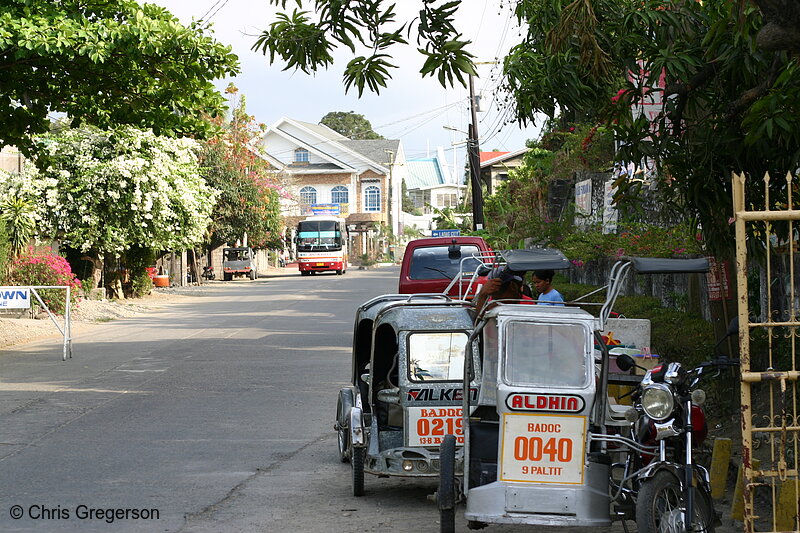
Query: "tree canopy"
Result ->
[[0, 126, 217, 256], [253, 1, 476, 95], [1, 0, 239, 154], [256, 0, 800, 253], [201, 87, 285, 250], [320, 111, 383, 139]]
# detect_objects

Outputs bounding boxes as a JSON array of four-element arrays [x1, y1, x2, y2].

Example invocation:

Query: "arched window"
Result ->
[[294, 148, 309, 163], [300, 186, 317, 205], [364, 185, 380, 212], [331, 185, 348, 205]]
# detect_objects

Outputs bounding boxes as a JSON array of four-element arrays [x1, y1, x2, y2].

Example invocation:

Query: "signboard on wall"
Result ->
[[0, 287, 31, 308], [310, 203, 341, 216], [602, 179, 618, 234], [575, 179, 592, 217], [706, 257, 731, 301]]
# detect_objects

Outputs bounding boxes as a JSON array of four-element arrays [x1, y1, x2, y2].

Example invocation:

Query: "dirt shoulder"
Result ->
[[0, 285, 206, 349]]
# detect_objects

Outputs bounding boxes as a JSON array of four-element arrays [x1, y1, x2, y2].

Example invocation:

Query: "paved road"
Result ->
[[0, 266, 742, 532]]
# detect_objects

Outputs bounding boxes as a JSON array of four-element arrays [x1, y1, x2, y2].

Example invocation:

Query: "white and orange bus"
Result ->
[[295, 216, 348, 275]]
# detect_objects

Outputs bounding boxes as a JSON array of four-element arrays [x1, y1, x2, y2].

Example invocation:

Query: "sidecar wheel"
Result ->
[[438, 434, 457, 533], [336, 389, 354, 463], [636, 470, 715, 533], [352, 447, 365, 497]]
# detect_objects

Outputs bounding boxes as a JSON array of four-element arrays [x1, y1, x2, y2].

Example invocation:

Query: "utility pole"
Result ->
[[385, 149, 395, 236], [468, 74, 485, 230]]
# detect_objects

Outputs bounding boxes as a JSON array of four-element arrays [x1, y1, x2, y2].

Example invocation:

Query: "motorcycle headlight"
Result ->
[[641, 383, 674, 421]]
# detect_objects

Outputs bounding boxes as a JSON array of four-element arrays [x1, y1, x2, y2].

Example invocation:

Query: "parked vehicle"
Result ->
[[398, 236, 492, 297], [222, 247, 257, 281], [335, 294, 481, 496], [202, 265, 215, 280], [296, 215, 348, 275], [615, 326, 739, 533], [436, 252, 716, 533]]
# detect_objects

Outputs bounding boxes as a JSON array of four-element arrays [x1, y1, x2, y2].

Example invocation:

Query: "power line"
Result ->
[[199, 0, 225, 22], [204, 0, 230, 23]]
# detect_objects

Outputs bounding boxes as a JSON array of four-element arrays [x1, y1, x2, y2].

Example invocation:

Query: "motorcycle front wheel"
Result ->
[[636, 470, 715, 533]]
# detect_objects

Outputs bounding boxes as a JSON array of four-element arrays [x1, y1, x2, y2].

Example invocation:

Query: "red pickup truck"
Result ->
[[398, 236, 493, 297]]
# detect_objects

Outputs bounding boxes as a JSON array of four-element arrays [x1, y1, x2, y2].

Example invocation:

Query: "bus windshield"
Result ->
[[297, 220, 343, 251]]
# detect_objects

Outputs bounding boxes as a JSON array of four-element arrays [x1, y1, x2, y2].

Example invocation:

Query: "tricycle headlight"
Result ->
[[641, 384, 674, 421]]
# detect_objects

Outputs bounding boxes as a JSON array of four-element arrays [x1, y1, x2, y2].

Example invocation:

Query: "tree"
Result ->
[[0, 196, 36, 256], [201, 87, 284, 250], [255, 1, 800, 253], [253, 1, 476, 95], [320, 111, 383, 139], [0, 125, 217, 267], [0, 0, 239, 154]]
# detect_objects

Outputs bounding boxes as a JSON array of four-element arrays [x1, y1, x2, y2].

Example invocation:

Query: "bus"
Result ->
[[295, 215, 348, 275]]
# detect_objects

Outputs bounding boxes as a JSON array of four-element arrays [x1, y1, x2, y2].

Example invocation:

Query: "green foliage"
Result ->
[[202, 87, 284, 250], [402, 225, 424, 238], [130, 272, 153, 299], [0, 219, 10, 281], [429, 206, 471, 233], [401, 180, 416, 213], [256, 0, 800, 256], [0, 126, 217, 256], [0, 0, 239, 154], [254, 1, 476, 95], [7, 248, 81, 314], [558, 280, 715, 368], [123, 246, 156, 298], [321, 111, 383, 140], [0, 196, 36, 255], [504, 0, 800, 254]]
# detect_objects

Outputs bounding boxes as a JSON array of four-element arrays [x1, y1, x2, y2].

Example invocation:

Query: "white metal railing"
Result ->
[[0, 285, 73, 361]]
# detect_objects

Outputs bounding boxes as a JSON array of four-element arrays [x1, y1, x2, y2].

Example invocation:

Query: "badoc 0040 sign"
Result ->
[[500, 413, 587, 484]]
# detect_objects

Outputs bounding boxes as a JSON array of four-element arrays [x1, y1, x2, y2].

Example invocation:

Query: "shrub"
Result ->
[[557, 279, 715, 368], [7, 248, 81, 314], [0, 219, 10, 282]]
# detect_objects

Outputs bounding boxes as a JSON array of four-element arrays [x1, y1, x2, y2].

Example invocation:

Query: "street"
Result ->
[[0, 266, 733, 533]]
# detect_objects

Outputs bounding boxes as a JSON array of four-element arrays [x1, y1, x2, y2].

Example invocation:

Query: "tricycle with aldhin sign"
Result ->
[[335, 293, 481, 496], [437, 250, 718, 533]]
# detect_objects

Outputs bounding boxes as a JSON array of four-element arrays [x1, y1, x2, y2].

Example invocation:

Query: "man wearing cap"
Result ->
[[474, 267, 533, 310]]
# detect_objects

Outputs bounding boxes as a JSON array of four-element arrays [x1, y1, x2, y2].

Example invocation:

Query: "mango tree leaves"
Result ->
[[0, 0, 239, 154], [254, 0, 475, 94]]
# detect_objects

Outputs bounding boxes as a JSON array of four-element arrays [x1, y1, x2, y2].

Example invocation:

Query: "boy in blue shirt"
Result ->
[[532, 269, 564, 306]]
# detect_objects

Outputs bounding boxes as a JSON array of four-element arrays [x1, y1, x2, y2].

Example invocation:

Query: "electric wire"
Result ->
[[199, 0, 225, 22]]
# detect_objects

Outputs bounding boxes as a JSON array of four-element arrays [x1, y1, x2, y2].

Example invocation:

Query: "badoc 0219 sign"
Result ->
[[407, 406, 464, 446], [0, 288, 31, 309]]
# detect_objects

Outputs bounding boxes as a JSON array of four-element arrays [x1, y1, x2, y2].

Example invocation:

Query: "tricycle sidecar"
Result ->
[[438, 250, 717, 533], [335, 294, 482, 496]]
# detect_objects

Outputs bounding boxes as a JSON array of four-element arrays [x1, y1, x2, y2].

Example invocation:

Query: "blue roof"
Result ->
[[405, 158, 445, 189]]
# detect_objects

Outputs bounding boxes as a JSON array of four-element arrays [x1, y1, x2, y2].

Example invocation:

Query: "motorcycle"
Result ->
[[202, 265, 215, 280], [615, 322, 739, 533]]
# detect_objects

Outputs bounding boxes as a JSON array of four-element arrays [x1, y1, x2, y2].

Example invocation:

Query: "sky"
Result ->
[[149, 0, 543, 174]]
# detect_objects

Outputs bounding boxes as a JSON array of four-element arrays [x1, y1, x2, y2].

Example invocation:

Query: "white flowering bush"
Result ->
[[0, 126, 217, 255]]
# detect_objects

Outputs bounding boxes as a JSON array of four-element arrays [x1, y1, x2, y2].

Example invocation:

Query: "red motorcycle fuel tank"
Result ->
[[691, 404, 708, 445]]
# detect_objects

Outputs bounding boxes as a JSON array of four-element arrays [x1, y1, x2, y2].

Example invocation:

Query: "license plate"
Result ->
[[500, 413, 586, 484], [406, 406, 463, 446], [316, 262, 324, 266]]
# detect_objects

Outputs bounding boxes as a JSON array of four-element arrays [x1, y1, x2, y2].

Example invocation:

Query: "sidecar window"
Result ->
[[504, 322, 588, 388], [408, 332, 467, 382]]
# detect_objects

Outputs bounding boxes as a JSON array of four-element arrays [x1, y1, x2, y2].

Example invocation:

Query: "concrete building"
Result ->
[[480, 148, 530, 195], [259, 117, 406, 257]]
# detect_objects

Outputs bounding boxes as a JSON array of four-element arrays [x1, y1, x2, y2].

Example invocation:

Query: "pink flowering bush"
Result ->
[[7, 248, 81, 314]]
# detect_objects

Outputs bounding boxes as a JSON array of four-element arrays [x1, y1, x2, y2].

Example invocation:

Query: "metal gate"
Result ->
[[733, 171, 800, 532]]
